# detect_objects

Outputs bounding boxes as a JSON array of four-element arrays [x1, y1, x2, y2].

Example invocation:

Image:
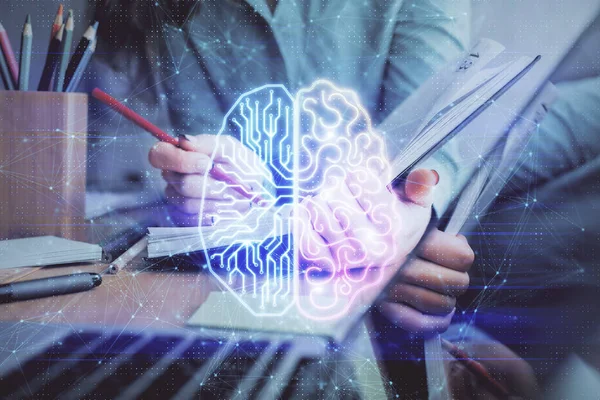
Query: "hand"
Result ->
[[447, 337, 539, 399], [295, 168, 439, 272], [149, 134, 271, 226], [381, 228, 474, 334]]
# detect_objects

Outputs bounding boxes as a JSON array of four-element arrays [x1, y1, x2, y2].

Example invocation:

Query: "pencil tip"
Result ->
[[92, 21, 99, 30], [25, 14, 31, 24], [56, 23, 65, 39], [66, 10, 74, 30], [58, 4, 64, 14]]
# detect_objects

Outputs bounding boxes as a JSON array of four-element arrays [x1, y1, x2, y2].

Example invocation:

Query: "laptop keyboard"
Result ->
[[87, 335, 184, 398], [192, 340, 269, 398], [32, 333, 139, 399], [0, 329, 362, 399], [138, 338, 223, 398]]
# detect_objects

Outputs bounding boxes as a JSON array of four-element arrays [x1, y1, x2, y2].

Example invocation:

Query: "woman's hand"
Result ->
[[381, 228, 474, 334], [447, 336, 539, 399], [149, 134, 271, 226], [295, 168, 439, 273]]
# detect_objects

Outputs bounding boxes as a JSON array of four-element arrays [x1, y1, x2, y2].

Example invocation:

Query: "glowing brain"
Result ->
[[199, 80, 400, 320]]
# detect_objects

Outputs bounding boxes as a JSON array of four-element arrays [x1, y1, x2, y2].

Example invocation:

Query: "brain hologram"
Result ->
[[199, 80, 399, 320]]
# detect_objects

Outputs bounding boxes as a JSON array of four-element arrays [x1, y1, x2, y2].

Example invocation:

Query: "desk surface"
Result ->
[[0, 205, 221, 329], [0, 205, 403, 399]]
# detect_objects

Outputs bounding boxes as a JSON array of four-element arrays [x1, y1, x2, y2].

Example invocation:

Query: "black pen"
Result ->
[[0, 273, 102, 304]]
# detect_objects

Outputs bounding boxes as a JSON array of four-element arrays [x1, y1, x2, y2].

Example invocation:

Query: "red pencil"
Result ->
[[91, 88, 264, 205], [50, 5, 64, 41], [0, 21, 18, 86], [441, 338, 511, 398]]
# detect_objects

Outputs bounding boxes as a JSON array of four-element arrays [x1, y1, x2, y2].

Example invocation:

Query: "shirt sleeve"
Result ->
[[380, 0, 472, 215]]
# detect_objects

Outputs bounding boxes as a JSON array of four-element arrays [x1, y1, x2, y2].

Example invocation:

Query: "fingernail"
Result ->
[[177, 134, 195, 142], [431, 170, 440, 185]]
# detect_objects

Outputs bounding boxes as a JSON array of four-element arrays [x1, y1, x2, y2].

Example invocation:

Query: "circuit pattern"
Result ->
[[199, 85, 296, 317]]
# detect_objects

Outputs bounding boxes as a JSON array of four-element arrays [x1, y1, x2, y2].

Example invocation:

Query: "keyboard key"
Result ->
[[139, 338, 223, 398], [281, 358, 325, 399], [282, 356, 362, 400], [87, 335, 183, 398], [195, 341, 268, 398], [1, 331, 101, 397], [249, 343, 291, 399], [33, 333, 139, 398]]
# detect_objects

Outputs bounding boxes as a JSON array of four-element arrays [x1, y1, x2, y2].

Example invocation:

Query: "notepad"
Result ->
[[0, 236, 104, 270]]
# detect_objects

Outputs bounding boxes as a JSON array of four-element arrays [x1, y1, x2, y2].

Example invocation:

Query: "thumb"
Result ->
[[404, 169, 439, 207]]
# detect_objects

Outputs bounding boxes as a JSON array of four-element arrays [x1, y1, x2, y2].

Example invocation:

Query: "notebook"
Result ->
[[146, 39, 542, 259], [0, 236, 104, 270]]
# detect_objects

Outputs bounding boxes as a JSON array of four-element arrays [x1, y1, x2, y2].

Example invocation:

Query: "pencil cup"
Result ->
[[0, 91, 88, 240]]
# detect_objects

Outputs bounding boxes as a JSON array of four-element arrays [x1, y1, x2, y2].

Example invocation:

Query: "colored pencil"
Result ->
[[0, 21, 19, 86], [18, 15, 32, 91], [441, 338, 511, 398], [64, 21, 97, 91], [38, 24, 64, 91], [65, 38, 95, 92], [50, 5, 64, 41], [91, 88, 263, 204], [91, 88, 179, 145], [53, 9, 73, 92], [0, 34, 14, 90]]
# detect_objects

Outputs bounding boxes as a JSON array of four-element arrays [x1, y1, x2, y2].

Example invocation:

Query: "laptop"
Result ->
[[0, 259, 396, 399]]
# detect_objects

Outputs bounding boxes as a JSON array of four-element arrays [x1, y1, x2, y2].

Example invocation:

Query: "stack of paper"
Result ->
[[147, 206, 292, 258], [0, 236, 104, 270]]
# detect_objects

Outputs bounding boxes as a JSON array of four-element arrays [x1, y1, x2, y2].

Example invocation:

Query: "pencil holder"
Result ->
[[0, 91, 88, 240]]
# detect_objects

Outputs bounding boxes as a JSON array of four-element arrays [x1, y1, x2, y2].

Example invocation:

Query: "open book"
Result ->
[[147, 39, 541, 259]]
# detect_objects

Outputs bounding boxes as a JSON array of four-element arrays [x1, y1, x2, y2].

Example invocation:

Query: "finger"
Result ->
[[295, 200, 336, 271], [403, 169, 439, 207], [178, 134, 241, 159], [399, 257, 470, 296], [180, 135, 271, 198], [162, 171, 248, 201], [165, 185, 202, 214], [307, 196, 347, 247], [346, 168, 396, 226], [418, 230, 475, 272], [389, 282, 456, 315], [165, 185, 251, 217], [182, 134, 267, 175], [166, 208, 200, 227], [380, 302, 455, 334], [149, 142, 212, 174], [332, 179, 398, 266], [327, 180, 371, 257]]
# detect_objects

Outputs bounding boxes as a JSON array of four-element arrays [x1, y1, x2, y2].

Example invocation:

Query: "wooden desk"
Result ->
[[0, 257, 222, 330], [0, 205, 390, 399], [0, 205, 221, 329]]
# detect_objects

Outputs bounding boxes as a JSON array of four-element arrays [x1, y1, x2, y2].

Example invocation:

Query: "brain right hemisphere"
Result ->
[[293, 80, 402, 320]]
